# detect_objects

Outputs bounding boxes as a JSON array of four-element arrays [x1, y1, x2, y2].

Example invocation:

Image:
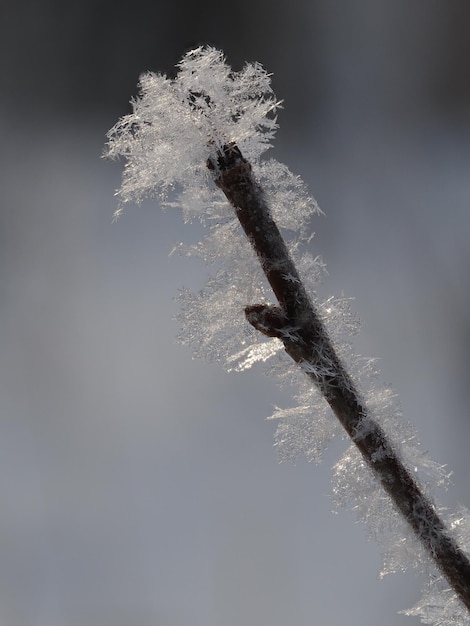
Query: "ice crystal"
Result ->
[[106, 46, 470, 625], [269, 384, 341, 463]]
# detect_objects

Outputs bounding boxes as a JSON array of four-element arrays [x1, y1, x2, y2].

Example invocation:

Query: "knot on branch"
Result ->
[[245, 304, 291, 339]]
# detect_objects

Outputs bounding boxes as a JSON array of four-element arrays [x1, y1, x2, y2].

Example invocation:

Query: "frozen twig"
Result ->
[[105, 46, 470, 623], [209, 142, 470, 610]]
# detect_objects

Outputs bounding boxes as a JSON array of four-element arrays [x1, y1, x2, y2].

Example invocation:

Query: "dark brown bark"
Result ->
[[208, 143, 470, 611]]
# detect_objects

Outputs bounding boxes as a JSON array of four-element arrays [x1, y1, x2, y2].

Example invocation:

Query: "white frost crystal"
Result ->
[[106, 47, 470, 625]]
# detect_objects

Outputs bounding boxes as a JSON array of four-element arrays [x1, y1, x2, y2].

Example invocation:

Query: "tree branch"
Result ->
[[208, 143, 470, 611]]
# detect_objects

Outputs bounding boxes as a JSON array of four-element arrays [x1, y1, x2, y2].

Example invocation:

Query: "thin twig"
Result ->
[[208, 143, 470, 611]]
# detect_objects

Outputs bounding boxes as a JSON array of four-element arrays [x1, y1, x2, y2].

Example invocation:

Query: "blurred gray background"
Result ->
[[1, 1, 470, 625]]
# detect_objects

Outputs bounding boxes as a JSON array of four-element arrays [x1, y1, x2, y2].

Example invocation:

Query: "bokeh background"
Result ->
[[1, 1, 470, 625]]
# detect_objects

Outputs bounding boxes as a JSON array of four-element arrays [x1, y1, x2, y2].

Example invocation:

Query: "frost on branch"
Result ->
[[403, 509, 470, 625], [106, 46, 470, 624], [105, 46, 280, 219]]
